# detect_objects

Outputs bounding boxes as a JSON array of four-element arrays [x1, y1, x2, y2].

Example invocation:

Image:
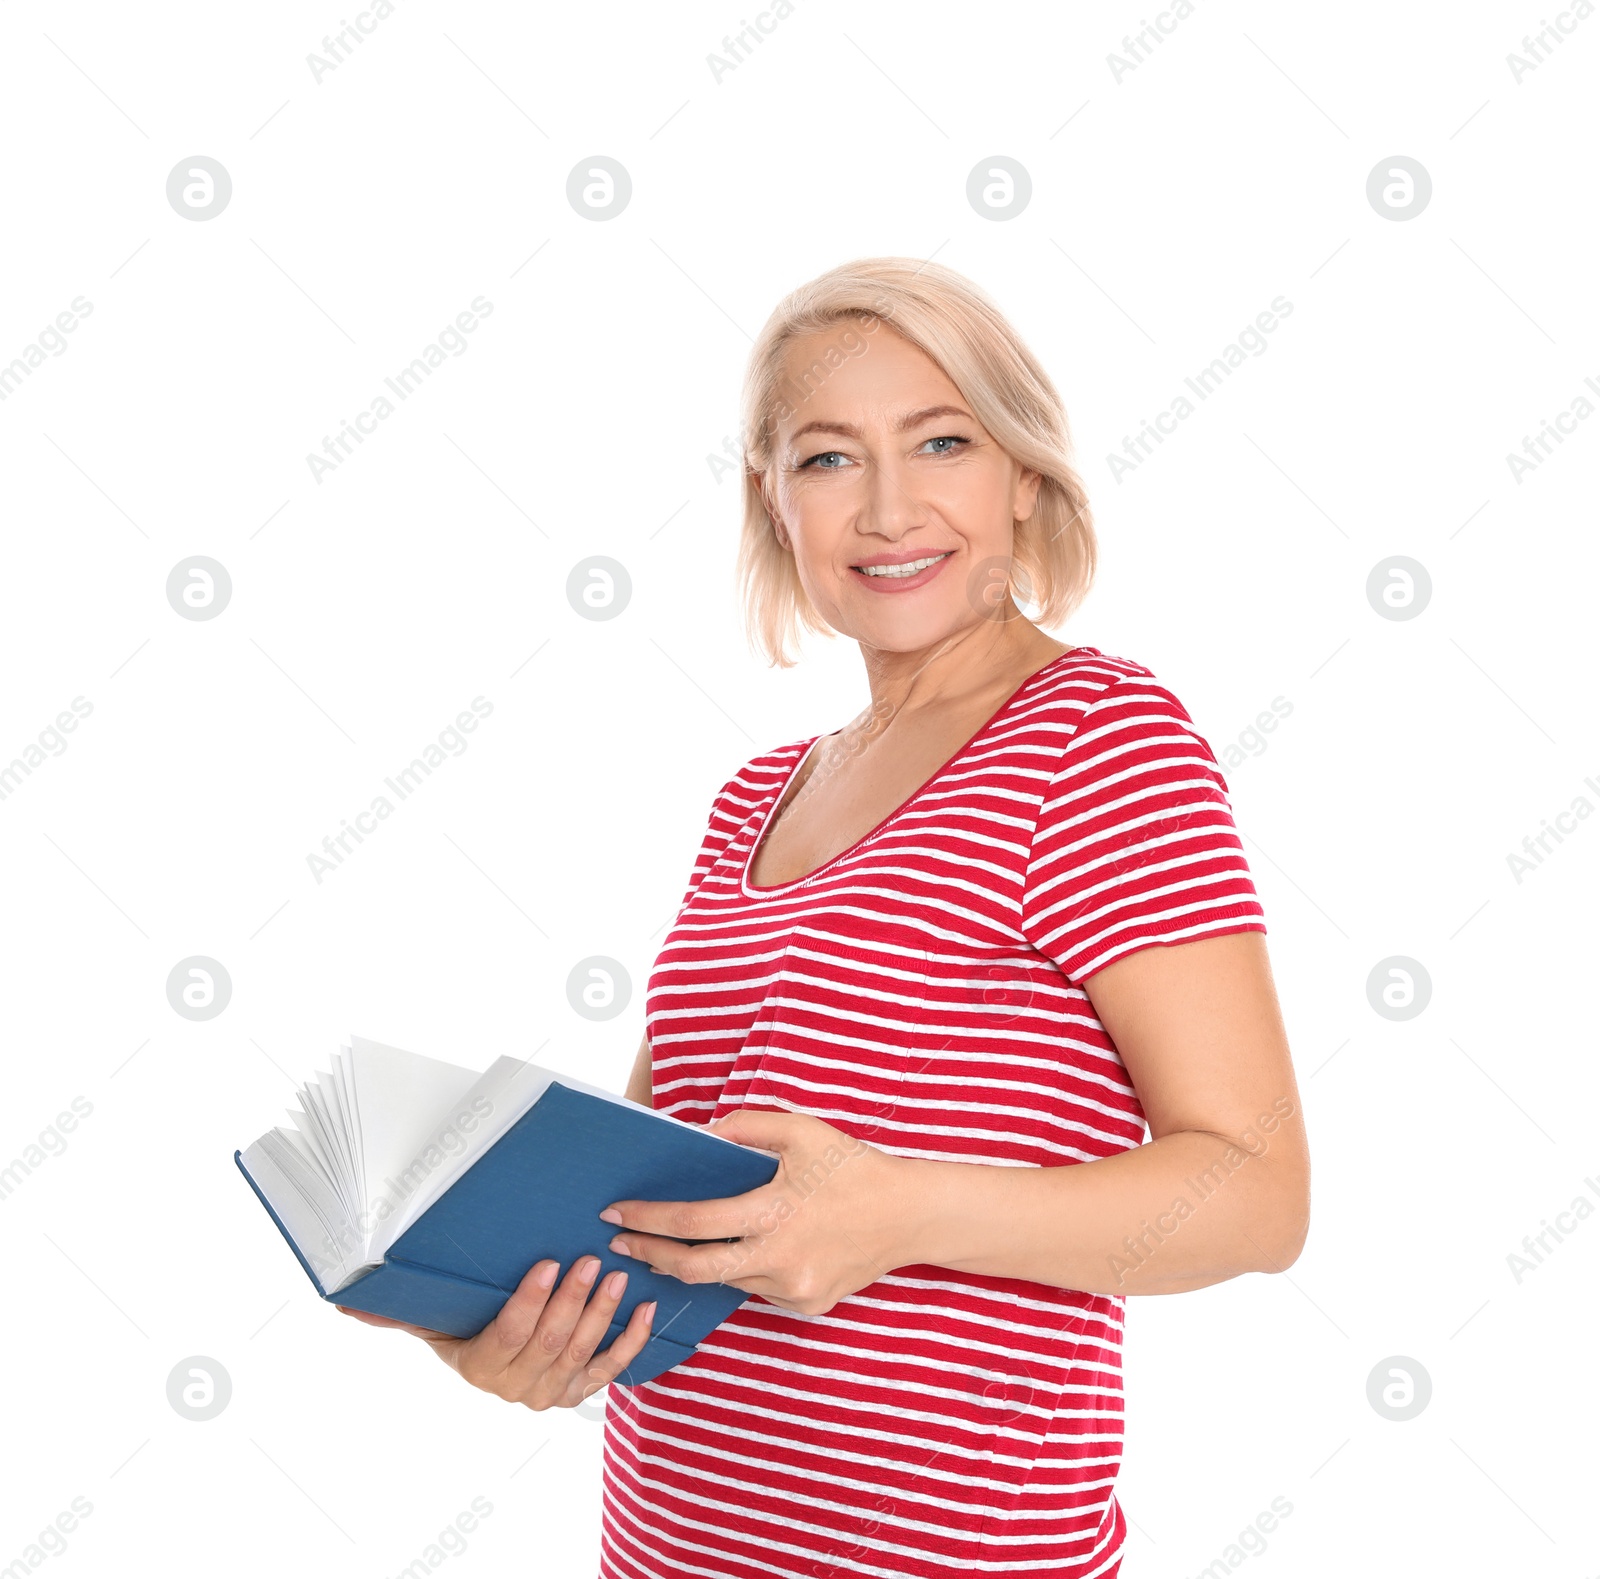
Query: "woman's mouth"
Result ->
[[850, 551, 955, 591]]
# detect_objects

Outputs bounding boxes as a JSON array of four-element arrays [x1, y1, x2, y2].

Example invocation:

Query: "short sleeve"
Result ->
[[1020, 676, 1266, 982], [672, 769, 752, 915]]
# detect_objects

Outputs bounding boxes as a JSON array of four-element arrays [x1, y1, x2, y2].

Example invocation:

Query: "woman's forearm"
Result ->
[[885, 1115, 1308, 1297]]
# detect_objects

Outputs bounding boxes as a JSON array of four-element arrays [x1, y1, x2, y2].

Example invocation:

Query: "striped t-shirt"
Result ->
[[600, 645, 1267, 1578]]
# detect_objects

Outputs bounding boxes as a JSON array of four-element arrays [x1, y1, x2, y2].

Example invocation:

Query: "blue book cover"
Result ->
[[236, 1043, 780, 1388]]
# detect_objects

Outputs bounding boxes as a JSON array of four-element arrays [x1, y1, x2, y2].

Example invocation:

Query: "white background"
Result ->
[[1, 1, 1595, 1575]]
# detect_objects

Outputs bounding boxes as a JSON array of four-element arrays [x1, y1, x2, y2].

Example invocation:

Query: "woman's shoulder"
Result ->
[[1029, 643, 1171, 718], [705, 734, 817, 816], [1045, 643, 1154, 688], [1019, 645, 1220, 763]]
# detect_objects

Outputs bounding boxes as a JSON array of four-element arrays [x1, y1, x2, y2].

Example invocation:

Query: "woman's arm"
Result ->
[[893, 929, 1310, 1295], [624, 1029, 653, 1108], [600, 931, 1311, 1311]]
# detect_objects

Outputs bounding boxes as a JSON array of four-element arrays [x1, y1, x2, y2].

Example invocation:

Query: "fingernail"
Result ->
[[608, 1235, 628, 1254], [598, 1207, 623, 1224], [606, 1270, 628, 1297], [536, 1261, 558, 1288], [580, 1256, 601, 1284], [641, 1301, 657, 1326]]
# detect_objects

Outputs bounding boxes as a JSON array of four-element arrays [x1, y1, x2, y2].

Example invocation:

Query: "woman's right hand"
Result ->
[[336, 1255, 656, 1411]]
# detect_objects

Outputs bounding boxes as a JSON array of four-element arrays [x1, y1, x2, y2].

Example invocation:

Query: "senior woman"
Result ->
[[342, 257, 1310, 1578]]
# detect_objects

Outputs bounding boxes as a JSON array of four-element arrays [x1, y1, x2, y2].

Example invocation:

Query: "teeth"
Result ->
[[856, 553, 949, 579]]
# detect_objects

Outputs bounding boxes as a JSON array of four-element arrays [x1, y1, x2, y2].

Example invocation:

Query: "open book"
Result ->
[[236, 1036, 780, 1386]]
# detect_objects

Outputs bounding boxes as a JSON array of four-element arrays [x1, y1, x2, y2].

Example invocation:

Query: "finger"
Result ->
[[704, 1109, 800, 1155], [550, 1267, 630, 1375], [502, 1260, 620, 1395], [454, 1259, 562, 1376], [335, 1306, 457, 1343], [599, 1192, 755, 1241], [572, 1295, 659, 1401], [565, 1267, 633, 1367], [480, 1254, 604, 1388], [608, 1232, 756, 1287]]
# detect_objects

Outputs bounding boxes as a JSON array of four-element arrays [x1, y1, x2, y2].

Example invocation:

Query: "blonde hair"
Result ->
[[736, 256, 1097, 669]]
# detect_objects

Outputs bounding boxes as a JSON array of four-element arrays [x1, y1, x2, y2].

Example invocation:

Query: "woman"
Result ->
[[342, 257, 1310, 1577]]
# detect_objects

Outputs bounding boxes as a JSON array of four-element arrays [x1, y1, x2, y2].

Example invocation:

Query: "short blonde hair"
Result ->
[[737, 256, 1097, 669]]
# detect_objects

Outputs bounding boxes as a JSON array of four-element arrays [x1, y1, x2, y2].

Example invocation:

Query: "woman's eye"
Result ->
[[800, 437, 967, 468]]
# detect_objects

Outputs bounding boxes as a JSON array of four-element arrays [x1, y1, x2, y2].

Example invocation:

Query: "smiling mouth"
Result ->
[[852, 552, 954, 579]]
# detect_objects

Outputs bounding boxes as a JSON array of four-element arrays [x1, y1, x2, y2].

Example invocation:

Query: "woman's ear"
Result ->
[[759, 478, 791, 550], [1014, 466, 1043, 524]]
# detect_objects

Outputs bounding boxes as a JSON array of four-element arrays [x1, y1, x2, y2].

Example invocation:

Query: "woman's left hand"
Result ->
[[597, 1110, 919, 1315]]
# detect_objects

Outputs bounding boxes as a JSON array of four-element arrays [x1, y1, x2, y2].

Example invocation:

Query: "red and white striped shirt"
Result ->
[[601, 646, 1267, 1578]]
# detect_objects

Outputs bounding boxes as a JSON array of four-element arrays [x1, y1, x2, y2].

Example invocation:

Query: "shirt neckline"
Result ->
[[739, 646, 1088, 898]]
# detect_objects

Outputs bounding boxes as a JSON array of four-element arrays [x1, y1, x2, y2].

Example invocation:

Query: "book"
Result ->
[[235, 1035, 780, 1387]]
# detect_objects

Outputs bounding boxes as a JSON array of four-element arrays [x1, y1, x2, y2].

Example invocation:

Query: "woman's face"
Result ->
[[761, 324, 1041, 657]]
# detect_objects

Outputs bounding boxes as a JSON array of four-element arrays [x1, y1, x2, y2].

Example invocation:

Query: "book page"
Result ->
[[336, 1045, 364, 1233], [240, 1135, 358, 1293], [346, 1035, 483, 1259], [304, 1073, 361, 1225], [365, 1054, 555, 1262]]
